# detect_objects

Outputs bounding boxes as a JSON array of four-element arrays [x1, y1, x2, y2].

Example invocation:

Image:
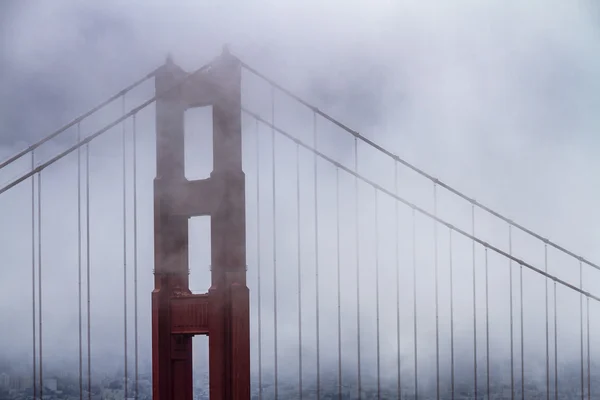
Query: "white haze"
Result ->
[[0, 0, 599, 396]]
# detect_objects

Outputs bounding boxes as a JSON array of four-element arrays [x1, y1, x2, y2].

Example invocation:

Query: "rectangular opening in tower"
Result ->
[[188, 216, 211, 294], [192, 335, 210, 398], [184, 107, 213, 181]]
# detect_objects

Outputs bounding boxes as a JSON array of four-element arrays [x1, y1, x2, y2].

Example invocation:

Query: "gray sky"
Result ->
[[1, 0, 599, 394]]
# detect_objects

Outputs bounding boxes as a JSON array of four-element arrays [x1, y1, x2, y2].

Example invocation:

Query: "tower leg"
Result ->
[[153, 57, 193, 400]]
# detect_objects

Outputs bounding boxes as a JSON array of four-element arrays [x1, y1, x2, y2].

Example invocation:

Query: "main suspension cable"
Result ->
[[245, 112, 600, 302], [0, 63, 213, 198], [0, 68, 158, 172], [237, 59, 599, 275]]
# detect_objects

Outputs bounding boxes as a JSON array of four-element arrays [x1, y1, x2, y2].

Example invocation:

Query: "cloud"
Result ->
[[0, 0, 599, 396]]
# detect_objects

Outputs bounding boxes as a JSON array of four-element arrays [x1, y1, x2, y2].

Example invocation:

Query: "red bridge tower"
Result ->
[[152, 48, 250, 400]]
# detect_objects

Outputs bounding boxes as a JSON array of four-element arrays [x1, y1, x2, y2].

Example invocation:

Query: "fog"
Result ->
[[1, 0, 599, 397]]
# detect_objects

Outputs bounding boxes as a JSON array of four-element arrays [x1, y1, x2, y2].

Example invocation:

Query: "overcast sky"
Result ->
[[1, 0, 599, 395]]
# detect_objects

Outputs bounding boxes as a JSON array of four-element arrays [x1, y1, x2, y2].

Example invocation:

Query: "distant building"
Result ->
[[102, 388, 125, 400], [43, 378, 58, 392], [0, 373, 9, 389], [9, 375, 32, 391]]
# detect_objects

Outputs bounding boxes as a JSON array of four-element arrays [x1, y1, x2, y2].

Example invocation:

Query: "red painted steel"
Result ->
[[152, 48, 250, 400], [171, 294, 210, 335]]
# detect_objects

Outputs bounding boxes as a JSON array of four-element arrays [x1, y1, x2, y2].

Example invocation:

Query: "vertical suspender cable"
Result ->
[[86, 142, 92, 400], [580, 261, 584, 400], [471, 205, 477, 400], [554, 281, 558, 400], [336, 168, 342, 400], [132, 114, 139, 400], [256, 119, 263, 400], [509, 225, 515, 400], [545, 244, 549, 400], [520, 264, 524, 400], [78, 124, 83, 400], [31, 151, 37, 400], [355, 137, 361, 399], [375, 189, 381, 400], [38, 172, 43, 400], [412, 208, 418, 400], [313, 112, 321, 399], [296, 142, 303, 399], [121, 96, 129, 400], [433, 184, 440, 400], [485, 247, 490, 400], [587, 297, 590, 400], [449, 229, 455, 400], [271, 88, 279, 400], [395, 161, 401, 399]]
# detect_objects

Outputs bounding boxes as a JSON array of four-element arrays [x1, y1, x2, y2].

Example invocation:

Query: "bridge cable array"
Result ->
[[0, 68, 158, 172], [244, 108, 600, 303], [0, 60, 213, 400], [244, 100, 598, 399], [237, 57, 599, 275], [237, 59, 599, 397], [1, 54, 598, 400], [0, 62, 212, 197]]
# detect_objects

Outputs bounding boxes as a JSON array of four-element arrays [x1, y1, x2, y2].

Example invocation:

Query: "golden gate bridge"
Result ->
[[0, 47, 598, 400]]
